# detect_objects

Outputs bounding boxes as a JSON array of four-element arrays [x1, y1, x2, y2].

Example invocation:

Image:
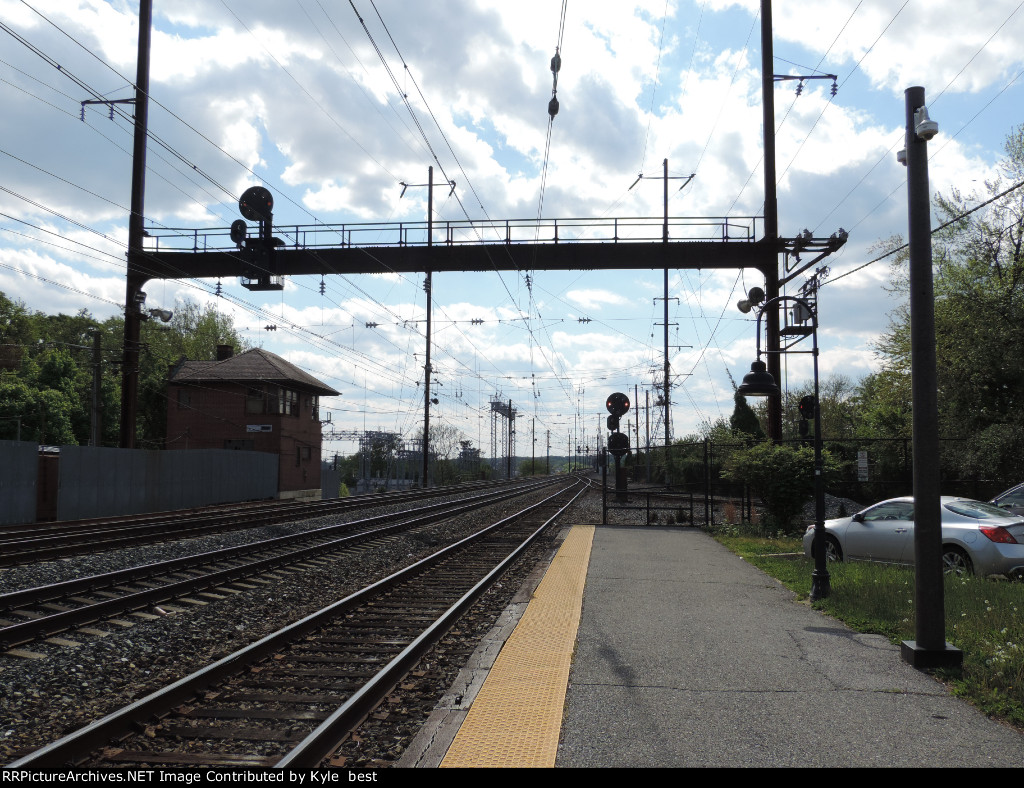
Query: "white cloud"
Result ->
[[2, 0, 1020, 446], [565, 288, 633, 310]]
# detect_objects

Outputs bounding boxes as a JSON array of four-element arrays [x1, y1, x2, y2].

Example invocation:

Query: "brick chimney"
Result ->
[[216, 344, 234, 361]]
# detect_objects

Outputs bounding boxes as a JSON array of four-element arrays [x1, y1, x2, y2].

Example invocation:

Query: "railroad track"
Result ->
[[0, 479, 562, 651], [0, 479, 521, 567], [8, 480, 587, 768]]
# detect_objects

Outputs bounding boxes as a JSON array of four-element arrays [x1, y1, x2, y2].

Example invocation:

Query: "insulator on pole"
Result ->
[[551, 51, 561, 74], [548, 95, 559, 118]]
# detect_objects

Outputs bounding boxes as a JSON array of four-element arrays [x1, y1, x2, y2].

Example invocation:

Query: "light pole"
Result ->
[[898, 87, 962, 670], [737, 293, 829, 600]]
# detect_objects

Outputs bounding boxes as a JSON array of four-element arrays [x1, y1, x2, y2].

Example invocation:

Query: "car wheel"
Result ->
[[824, 535, 843, 563], [942, 546, 973, 576]]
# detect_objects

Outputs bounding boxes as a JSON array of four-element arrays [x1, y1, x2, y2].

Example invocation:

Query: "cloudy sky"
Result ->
[[2, 0, 1023, 461]]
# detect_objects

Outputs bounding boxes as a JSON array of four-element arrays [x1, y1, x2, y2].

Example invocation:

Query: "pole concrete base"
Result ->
[[900, 640, 963, 671]]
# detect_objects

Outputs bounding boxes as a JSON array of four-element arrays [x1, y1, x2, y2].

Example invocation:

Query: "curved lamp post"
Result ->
[[738, 294, 830, 600]]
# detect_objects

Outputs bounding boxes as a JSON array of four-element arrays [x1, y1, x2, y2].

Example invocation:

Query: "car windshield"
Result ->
[[944, 500, 1014, 519]]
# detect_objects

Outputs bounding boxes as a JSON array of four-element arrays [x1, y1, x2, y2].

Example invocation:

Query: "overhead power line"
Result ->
[[826, 176, 1024, 286]]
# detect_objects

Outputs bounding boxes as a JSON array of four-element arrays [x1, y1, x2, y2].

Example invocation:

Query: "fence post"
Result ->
[[708, 439, 714, 526], [601, 449, 607, 526], [704, 438, 710, 525]]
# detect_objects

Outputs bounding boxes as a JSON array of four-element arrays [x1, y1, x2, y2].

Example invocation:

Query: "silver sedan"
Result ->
[[802, 496, 1024, 578]]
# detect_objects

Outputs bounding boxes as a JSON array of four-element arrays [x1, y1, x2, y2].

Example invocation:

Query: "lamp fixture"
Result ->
[[147, 308, 173, 323], [736, 359, 780, 398], [736, 286, 766, 314]]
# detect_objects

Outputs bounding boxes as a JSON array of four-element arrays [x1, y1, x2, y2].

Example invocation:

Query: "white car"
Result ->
[[802, 496, 1024, 579]]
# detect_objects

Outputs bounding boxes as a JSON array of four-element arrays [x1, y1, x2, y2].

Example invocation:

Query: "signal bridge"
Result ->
[[138, 214, 843, 287], [120, 198, 847, 450]]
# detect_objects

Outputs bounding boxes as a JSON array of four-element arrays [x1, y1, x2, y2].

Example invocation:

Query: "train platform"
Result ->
[[400, 522, 1024, 768]]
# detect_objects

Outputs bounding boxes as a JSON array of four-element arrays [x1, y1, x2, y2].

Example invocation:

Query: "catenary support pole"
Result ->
[[662, 158, 672, 482], [760, 0, 782, 442], [119, 0, 152, 449], [423, 167, 433, 488]]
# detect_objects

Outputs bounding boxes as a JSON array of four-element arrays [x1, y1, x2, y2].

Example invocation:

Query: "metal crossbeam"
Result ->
[[136, 238, 779, 280], [133, 216, 845, 284]]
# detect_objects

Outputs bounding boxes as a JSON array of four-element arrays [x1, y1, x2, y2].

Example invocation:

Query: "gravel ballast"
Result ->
[[1, 484, 576, 764], [4, 481, 787, 767]]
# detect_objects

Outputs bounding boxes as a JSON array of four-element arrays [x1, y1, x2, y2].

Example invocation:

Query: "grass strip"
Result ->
[[710, 528, 1024, 728]]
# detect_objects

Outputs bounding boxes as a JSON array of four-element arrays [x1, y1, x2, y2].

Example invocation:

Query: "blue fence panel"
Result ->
[[0, 441, 38, 525], [55, 447, 277, 520]]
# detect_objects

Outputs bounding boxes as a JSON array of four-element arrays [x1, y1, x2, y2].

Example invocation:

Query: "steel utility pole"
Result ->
[[399, 166, 454, 487], [663, 159, 670, 468], [507, 399, 514, 479], [633, 159, 694, 484], [645, 389, 651, 483], [119, 0, 152, 448], [424, 168, 433, 487], [900, 86, 962, 671]]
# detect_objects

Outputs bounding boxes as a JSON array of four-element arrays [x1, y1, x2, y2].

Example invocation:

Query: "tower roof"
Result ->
[[169, 347, 339, 396]]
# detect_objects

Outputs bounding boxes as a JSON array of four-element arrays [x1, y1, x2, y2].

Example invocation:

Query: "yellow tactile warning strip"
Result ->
[[440, 523, 595, 768]]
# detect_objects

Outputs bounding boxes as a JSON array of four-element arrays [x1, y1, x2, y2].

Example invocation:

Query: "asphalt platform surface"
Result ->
[[555, 525, 1023, 768]]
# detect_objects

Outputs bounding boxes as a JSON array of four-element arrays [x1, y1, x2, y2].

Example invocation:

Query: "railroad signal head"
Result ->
[[607, 414, 620, 432], [229, 219, 247, 246], [607, 431, 630, 457], [799, 394, 816, 420], [239, 185, 274, 223], [606, 392, 630, 417]]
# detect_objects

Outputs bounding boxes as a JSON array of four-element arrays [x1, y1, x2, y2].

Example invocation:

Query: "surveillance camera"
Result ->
[[916, 121, 938, 141], [914, 106, 938, 141]]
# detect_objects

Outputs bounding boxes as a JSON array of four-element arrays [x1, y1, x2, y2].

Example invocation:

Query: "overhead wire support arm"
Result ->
[[779, 227, 848, 284], [79, 97, 135, 121], [774, 72, 839, 97]]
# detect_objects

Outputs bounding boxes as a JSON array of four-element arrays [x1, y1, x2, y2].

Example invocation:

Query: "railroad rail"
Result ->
[[8, 479, 588, 768], [0, 478, 524, 567], [0, 478, 562, 650]]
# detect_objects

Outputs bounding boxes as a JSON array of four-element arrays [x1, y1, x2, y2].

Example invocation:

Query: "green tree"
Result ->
[[729, 392, 764, 443], [519, 458, 546, 476], [871, 125, 1024, 483], [0, 292, 247, 448], [0, 377, 77, 444], [0, 292, 35, 348], [0, 377, 35, 441], [0, 295, 105, 445]]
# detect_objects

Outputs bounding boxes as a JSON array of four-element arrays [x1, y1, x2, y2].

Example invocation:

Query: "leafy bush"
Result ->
[[723, 442, 843, 533]]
